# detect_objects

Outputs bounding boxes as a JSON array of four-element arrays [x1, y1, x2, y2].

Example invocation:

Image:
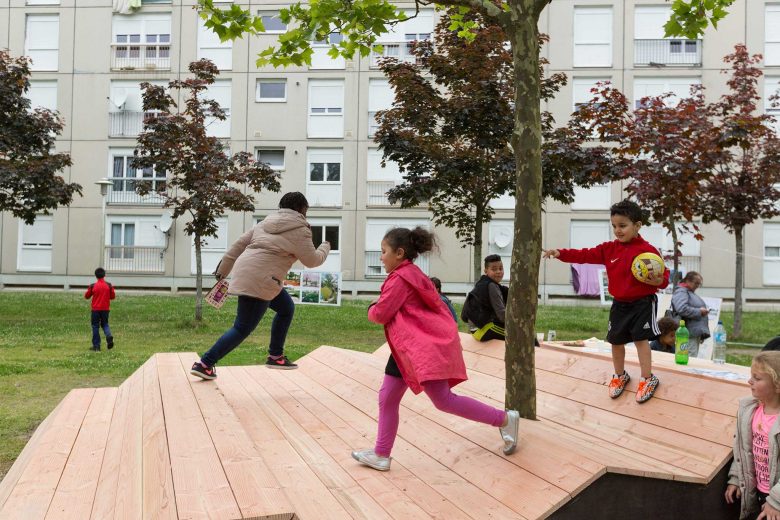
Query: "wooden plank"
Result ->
[[0, 389, 95, 520], [262, 363, 512, 520], [0, 400, 62, 510], [155, 353, 242, 520], [298, 351, 558, 519], [114, 366, 144, 520], [258, 371, 470, 520], [221, 365, 356, 520], [259, 366, 442, 520], [174, 353, 296, 520], [142, 357, 177, 520], [45, 387, 118, 520], [313, 347, 608, 496]]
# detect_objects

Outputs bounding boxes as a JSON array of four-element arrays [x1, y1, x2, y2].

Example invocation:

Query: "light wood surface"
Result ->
[[0, 331, 745, 519]]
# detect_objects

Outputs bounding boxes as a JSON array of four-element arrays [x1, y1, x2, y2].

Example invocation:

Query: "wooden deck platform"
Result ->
[[0, 334, 746, 519]]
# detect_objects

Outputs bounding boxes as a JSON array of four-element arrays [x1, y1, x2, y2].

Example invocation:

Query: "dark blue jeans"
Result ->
[[200, 291, 295, 367], [91, 310, 112, 347]]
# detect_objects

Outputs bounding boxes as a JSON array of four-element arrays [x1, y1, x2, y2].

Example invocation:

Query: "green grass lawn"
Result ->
[[0, 291, 775, 479]]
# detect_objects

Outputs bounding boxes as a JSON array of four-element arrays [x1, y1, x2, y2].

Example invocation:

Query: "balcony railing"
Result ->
[[107, 177, 166, 205], [109, 111, 158, 137], [110, 43, 171, 71], [663, 254, 701, 277], [365, 250, 429, 277], [104, 246, 165, 273], [366, 181, 398, 207], [634, 39, 702, 67], [369, 42, 419, 68]]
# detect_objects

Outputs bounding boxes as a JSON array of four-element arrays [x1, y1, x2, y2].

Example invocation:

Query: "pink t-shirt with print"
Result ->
[[752, 403, 779, 493]]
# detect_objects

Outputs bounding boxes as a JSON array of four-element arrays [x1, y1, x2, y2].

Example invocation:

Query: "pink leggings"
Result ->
[[374, 374, 506, 457]]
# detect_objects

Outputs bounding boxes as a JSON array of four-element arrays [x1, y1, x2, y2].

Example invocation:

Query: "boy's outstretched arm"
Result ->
[[542, 249, 560, 259]]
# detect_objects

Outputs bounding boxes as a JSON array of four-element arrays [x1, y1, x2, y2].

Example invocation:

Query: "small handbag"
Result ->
[[205, 279, 229, 309]]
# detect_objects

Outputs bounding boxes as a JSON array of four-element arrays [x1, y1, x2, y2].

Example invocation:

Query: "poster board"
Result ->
[[657, 293, 722, 360], [598, 268, 613, 306], [283, 270, 341, 306]]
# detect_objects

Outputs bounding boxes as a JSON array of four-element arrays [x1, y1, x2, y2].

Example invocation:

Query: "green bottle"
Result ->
[[675, 320, 689, 365]]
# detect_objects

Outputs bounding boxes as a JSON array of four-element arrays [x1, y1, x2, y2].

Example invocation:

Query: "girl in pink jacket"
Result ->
[[351, 227, 519, 471]]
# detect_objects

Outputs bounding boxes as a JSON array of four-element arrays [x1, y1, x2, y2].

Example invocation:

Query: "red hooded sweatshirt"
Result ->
[[85, 279, 116, 311], [557, 235, 669, 302]]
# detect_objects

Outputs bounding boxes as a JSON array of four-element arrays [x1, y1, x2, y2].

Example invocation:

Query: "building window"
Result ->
[[633, 77, 701, 109], [366, 148, 402, 206], [371, 9, 434, 67], [110, 222, 135, 259], [572, 77, 610, 111], [204, 79, 231, 138], [105, 217, 166, 272], [18, 216, 53, 272], [25, 14, 59, 71], [571, 184, 611, 210], [767, 5, 780, 66], [765, 223, 780, 285], [26, 80, 57, 112], [260, 12, 287, 33], [111, 13, 172, 71], [256, 148, 285, 170], [573, 7, 612, 68], [256, 79, 286, 102], [109, 149, 166, 204], [310, 32, 346, 69], [634, 6, 701, 67], [109, 80, 166, 138], [308, 79, 344, 138], [306, 148, 343, 207], [192, 218, 227, 274], [198, 13, 232, 70], [570, 220, 610, 250], [310, 223, 340, 251], [368, 78, 393, 137], [365, 218, 430, 276], [767, 77, 780, 134]]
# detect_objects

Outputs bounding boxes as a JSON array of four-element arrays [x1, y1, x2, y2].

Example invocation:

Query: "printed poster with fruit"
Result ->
[[283, 270, 341, 306]]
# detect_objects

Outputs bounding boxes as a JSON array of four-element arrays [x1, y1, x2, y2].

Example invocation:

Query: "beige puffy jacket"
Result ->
[[215, 209, 330, 300], [728, 397, 780, 519]]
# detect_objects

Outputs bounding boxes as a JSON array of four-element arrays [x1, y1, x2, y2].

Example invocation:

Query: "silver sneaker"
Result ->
[[499, 410, 520, 455], [351, 449, 391, 471]]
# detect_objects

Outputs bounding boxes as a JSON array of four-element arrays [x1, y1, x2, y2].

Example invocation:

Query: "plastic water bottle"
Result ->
[[675, 321, 689, 365], [713, 321, 727, 365]]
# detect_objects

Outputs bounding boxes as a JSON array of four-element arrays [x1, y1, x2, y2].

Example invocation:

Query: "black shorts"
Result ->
[[385, 354, 402, 378], [607, 295, 660, 346]]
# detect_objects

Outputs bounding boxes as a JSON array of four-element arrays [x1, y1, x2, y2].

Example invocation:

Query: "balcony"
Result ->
[[365, 250, 429, 277], [103, 246, 165, 273], [109, 111, 158, 138], [663, 254, 701, 276], [634, 39, 702, 67], [110, 43, 171, 71], [366, 181, 398, 207], [369, 42, 419, 68], [107, 177, 166, 205]]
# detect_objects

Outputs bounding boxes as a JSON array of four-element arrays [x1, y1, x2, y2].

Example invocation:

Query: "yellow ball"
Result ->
[[631, 252, 665, 284]]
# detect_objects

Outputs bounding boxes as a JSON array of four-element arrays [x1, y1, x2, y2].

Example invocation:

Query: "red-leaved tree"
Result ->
[[698, 45, 780, 338]]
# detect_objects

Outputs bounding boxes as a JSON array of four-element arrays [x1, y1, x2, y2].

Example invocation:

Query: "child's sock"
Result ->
[[269, 354, 283, 360]]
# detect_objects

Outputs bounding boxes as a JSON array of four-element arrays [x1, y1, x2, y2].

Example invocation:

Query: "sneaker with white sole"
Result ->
[[351, 449, 391, 471], [499, 410, 520, 455]]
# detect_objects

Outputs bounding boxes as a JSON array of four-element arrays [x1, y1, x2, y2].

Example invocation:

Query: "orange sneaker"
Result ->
[[608, 371, 630, 398], [636, 374, 659, 404]]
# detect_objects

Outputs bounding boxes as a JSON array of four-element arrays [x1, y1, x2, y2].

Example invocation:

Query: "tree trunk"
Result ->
[[195, 236, 203, 322], [733, 224, 744, 338], [669, 220, 681, 284], [473, 205, 484, 282], [505, 2, 543, 420]]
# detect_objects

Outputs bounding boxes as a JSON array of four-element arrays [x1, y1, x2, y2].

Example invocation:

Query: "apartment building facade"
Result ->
[[0, 0, 778, 302]]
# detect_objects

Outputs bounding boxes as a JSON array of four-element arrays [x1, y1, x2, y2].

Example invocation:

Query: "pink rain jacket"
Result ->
[[368, 260, 467, 394]]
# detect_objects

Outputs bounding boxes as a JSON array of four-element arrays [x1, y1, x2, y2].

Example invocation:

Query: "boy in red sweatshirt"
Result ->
[[543, 200, 669, 403], [85, 267, 116, 352]]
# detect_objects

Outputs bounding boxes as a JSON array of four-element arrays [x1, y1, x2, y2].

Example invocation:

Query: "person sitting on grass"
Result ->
[[461, 254, 508, 342], [650, 316, 678, 354], [763, 337, 780, 352]]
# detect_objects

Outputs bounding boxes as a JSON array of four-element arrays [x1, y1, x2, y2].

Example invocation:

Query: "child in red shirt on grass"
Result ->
[[85, 267, 116, 352], [543, 200, 669, 403]]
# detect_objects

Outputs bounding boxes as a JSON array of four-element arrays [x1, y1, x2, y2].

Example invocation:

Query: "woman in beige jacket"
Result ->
[[191, 192, 330, 379]]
